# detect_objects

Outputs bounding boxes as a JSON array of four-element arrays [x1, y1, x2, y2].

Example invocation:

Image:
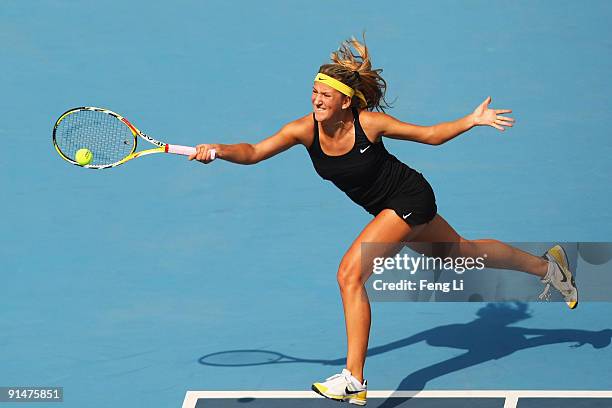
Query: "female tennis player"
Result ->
[[189, 37, 578, 405]]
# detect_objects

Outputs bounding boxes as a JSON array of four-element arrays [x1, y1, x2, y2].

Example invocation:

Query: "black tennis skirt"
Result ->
[[366, 171, 437, 227]]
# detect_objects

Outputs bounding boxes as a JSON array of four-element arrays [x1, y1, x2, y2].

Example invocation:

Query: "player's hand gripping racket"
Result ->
[[53, 106, 215, 169]]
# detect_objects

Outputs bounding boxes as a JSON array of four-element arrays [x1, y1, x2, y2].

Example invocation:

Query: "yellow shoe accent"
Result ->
[[347, 390, 367, 406], [311, 384, 344, 401], [549, 245, 569, 269], [312, 383, 327, 393]]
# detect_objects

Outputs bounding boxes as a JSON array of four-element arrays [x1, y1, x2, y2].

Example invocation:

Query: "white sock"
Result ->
[[543, 259, 556, 282], [344, 370, 365, 388]]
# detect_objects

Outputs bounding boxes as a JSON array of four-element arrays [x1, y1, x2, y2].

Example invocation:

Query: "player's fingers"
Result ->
[[192, 144, 216, 163], [495, 119, 513, 127], [196, 145, 208, 162]]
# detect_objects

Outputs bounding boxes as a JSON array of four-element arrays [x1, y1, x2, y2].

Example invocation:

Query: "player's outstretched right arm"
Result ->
[[189, 115, 312, 165]]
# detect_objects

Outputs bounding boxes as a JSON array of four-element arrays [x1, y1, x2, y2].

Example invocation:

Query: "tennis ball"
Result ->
[[75, 148, 93, 166]]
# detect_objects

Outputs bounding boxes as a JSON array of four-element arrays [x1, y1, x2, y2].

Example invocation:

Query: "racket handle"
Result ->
[[167, 144, 196, 156], [167, 144, 217, 160]]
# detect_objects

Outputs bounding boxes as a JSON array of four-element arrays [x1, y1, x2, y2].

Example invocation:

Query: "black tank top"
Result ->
[[308, 108, 419, 213]]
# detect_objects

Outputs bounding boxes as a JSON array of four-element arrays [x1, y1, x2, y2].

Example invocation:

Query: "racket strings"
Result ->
[[54, 110, 135, 166]]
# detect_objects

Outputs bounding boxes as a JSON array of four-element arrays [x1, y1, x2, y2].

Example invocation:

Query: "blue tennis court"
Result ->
[[1, 1, 611, 407]]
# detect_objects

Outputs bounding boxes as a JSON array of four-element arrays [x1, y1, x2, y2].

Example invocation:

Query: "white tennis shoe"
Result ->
[[539, 245, 578, 309], [312, 369, 367, 406]]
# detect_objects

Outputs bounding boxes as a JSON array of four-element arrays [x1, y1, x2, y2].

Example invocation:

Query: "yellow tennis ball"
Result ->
[[75, 148, 93, 165]]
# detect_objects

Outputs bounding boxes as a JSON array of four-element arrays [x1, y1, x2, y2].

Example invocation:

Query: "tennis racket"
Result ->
[[52, 106, 215, 169]]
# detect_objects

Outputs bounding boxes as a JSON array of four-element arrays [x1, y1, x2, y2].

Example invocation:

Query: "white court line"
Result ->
[[503, 395, 519, 408], [182, 390, 612, 408]]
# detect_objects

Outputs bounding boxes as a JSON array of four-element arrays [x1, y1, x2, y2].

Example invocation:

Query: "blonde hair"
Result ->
[[318, 34, 390, 112]]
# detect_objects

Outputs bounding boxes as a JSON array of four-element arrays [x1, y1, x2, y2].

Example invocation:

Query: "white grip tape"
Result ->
[[167, 145, 217, 161], [167, 144, 196, 156]]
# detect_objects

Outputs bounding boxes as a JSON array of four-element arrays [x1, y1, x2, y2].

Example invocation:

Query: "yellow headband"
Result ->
[[314, 73, 367, 107]]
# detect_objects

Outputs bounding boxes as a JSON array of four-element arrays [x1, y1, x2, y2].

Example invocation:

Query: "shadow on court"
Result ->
[[198, 303, 611, 407], [367, 303, 612, 407]]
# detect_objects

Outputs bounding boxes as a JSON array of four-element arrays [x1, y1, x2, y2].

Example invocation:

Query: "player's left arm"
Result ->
[[363, 96, 514, 145]]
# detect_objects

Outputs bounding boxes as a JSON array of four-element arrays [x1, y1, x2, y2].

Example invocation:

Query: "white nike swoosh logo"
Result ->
[[360, 146, 371, 154], [403, 212, 412, 219]]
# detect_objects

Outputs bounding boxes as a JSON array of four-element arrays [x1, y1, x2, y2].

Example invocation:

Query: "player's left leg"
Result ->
[[409, 214, 547, 276], [409, 214, 578, 308]]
